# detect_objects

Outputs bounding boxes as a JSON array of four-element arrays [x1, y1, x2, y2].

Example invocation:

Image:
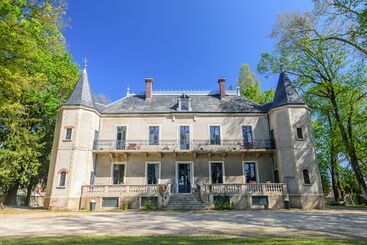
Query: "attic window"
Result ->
[[177, 94, 191, 112]]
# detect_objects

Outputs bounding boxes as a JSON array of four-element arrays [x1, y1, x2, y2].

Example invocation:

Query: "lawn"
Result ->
[[0, 236, 366, 245]]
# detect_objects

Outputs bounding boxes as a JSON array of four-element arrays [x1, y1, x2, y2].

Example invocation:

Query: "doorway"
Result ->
[[177, 163, 192, 193]]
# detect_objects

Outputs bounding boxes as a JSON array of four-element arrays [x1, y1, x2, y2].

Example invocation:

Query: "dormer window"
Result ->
[[177, 93, 192, 112]]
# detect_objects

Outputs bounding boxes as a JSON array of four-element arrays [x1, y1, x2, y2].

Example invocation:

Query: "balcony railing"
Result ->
[[94, 139, 274, 151], [81, 184, 160, 197], [204, 183, 287, 194]]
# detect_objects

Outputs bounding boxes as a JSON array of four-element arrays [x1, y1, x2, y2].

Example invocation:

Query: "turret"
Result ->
[[268, 70, 323, 209], [44, 63, 100, 210]]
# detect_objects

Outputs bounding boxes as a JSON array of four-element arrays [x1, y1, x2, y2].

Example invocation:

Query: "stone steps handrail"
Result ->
[[206, 183, 287, 194]]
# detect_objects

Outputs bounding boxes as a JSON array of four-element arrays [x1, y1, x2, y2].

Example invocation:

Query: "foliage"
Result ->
[[213, 196, 232, 210], [0, 0, 79, 204], [237, 64, 274, 104], [142, 197, 158, 210], [257, 6, 367, 201]]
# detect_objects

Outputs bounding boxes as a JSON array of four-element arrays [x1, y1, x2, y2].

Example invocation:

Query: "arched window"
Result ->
[[303, 169, 310, 185], [59, 171, 67, 187]]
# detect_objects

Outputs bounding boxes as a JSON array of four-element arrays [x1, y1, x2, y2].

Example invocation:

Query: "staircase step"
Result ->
[[165, 193, 208, 210]]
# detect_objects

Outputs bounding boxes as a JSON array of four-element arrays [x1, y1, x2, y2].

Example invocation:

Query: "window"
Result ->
[[112, 164, 125, 184], [148, 126, 159, 145], [211, 162, 224, 184], [147, 163, 160, 184], [59, 171, 67, 187], [244, 162, 257, 183], [274, 170, 279, 183], [210, 126, 221, 145], [178, 93, 191, 111], [252, 196, 268, 205], [181, 100, 189, 111], [179, 126, 190, 150], [303, 169, 311, 184], [65, 128, 72, 140], [242, 126, 253, 147], [116, 126, 127, 149], [90, 171, 95, 185], [296, 127, 304, 140], [102, 197, 119, 208]]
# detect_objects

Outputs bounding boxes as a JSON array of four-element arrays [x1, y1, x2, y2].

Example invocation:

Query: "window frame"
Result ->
[[58, 171, 67, 188], [111, 162, 126, 185], [302, 168, 311, 185], [145, 162, 161, 185], [296, 127, 304, 140], [147, 125, 160, 145], [177, 125, 192, 150], [209, 125, 222, 145], [209, 161, 225, 184], [115, 124, 128, 149], [242, 161, 259, 184], [64, 127, 73, 141], [241, 124, 255, 144]]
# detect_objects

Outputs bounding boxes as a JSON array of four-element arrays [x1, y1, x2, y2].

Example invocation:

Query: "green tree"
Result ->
[[258, 11, 367, 202], [237, 64, 274, 104], [0, 0, 79, 205]]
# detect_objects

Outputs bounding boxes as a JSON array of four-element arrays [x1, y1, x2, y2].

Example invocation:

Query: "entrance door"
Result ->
[[177, 163, 191, 193]]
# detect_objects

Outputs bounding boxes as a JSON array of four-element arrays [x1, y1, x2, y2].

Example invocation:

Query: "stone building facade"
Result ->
[[43, 65, 323, 210]]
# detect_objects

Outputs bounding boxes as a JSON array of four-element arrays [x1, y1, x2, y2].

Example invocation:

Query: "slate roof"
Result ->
[[101, 94, 265, 114], [269, 71, 305, 109], [64, 66, 95, 108], [63, 67, 304, 113]]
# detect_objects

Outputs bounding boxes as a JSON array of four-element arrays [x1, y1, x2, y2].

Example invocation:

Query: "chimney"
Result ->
[[145, 78, 153, 100], [218, 78, 226, 99]]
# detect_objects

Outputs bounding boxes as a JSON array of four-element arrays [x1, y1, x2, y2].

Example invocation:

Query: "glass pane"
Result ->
[[149, 126, 159, 145], [102, 197, 118, 207], [244, 163, 257, 183], [59, 172, 66, 186], [297, 128, 304, 139], [211, 163, 223, 184], [65, 128, 72, 140], [210, 126, 221, 145], [147, 164, 159, 184], [116, 126, 126, 149], [242, 126, 253, 144], [180, 126, 190, 150], [113, 164, 125, 184], [181, 100, 189, 111]]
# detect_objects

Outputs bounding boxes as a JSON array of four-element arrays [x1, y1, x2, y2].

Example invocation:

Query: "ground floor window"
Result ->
[[303, 169, 311, 184], [113, 164, 125, 184], [244, 162, 257, 183], [102, 197, 119, 208], [58, 171, 67, 187], [147, 163, 160, 184], [252, 196, 268, 206], [210, 162, 224, 184]]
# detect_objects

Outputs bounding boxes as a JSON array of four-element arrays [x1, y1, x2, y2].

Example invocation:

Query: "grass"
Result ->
[[0, 236, 366, 245]]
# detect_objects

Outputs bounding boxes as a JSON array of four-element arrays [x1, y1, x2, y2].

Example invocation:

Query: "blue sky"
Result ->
[[64, 0, 312, 101]]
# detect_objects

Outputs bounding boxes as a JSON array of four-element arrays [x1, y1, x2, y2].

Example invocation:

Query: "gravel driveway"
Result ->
[[0, 209, 366, 240]]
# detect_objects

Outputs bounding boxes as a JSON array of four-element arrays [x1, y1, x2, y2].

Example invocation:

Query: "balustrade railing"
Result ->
[[81, 184, 160, 197], [205, 183, 287, 194], [94, 139, 274, 151]]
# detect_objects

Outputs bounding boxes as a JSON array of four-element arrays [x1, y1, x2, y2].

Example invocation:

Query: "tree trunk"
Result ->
[[25, 182, 33, 207], [330, 156, 342, 202], [329, 93, 367, 202], [4, 183, 19, 206]]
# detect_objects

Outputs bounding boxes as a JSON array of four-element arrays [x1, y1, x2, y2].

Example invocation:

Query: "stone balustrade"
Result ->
[[81, 184, 160, 197], [205, 183, 287, 195]]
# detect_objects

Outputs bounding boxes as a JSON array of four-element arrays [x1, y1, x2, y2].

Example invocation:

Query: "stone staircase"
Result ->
[[165, 193, 208, 210]]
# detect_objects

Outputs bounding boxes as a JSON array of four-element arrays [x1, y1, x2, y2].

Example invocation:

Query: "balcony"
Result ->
[[93, 139, 275, 152]]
